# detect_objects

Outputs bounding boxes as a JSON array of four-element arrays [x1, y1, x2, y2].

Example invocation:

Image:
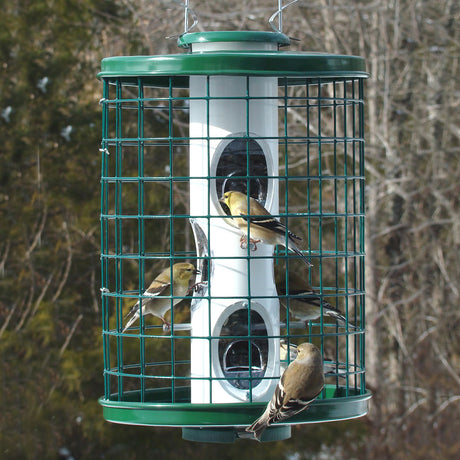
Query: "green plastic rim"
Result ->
[[178, 31, 291, 48], [98, 51, 368, 87], [99, 385, 371, 427]]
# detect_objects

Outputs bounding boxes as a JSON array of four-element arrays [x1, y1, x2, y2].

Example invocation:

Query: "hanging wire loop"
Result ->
[[269, 0, 299, 34], [166, 0, 199, 39]]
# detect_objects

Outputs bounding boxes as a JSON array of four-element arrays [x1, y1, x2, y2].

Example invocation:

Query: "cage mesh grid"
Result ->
[[100, 74, 367, 425]]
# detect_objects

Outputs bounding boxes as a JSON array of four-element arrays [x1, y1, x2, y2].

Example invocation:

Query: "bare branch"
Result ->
[[15, 283, 35, 332], [432, 341, 460, 388], [0, 239, 10, 278], [51, 222, 73, 304], [25, 206, 48, 260], [434, 246, 460, 298], [29, 271, 56, 320], [90, 269, 99, 312], [0, 300, 20, 338], [430, 395, 460, 420], [58, 313, 83, 358]]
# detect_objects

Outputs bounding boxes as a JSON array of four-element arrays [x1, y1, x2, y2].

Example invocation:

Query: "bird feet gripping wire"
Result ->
[[188, 281, 207, 295], [240, 235, 261, 251], [161, 318, 171, 332]]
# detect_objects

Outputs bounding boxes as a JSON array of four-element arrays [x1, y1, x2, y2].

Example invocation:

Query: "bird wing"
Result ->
[[271, 391, 321, 424], [238, 212, 302, 242], [267, 381, 320, 425], [291, 292, 352, 326], [282, 288, 342, 315], [144, 281, 171, 297], [123, 281, 170, 320]]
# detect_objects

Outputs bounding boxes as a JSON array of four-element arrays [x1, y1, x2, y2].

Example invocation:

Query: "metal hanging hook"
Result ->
[[269, 0, 299, 34], [166, 0, 199, 39]]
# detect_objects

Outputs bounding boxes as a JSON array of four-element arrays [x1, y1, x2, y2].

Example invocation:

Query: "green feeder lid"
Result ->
[[98, 52, 368, 87], [99, 30, 367, 86], [178, 31, 292, 48]]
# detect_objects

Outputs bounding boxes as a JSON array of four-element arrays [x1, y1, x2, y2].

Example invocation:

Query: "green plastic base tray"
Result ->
[[99, 385, 371, 442]]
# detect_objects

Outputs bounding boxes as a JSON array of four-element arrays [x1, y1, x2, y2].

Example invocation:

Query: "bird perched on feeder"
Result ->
[[123, 263, 199, 332], [219, 190, 312, 267], [279, 284, 354, 328], [280, 340, 349, 378], [246, 342, 324, 441]]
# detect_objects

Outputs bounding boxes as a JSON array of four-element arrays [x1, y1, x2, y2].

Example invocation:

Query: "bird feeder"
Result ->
[[98, 11, 370, 443]]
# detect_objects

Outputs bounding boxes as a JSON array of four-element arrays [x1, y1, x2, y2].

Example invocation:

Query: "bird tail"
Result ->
[[246, 410, 270, 441], [325, 309, 347, 325], [324, 361, 348, 379], [122, 302, 140, 333], [324, 309, 356, 329], [288, 243, 313, 267]]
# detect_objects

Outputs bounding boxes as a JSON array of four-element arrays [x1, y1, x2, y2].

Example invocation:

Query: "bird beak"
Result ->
[[193, 268, 200, 275]]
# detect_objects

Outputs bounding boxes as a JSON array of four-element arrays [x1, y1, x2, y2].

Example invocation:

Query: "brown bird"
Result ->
[[123, 263, 198, 332], [246, 342, 324, 441], [279, 285, 354, 328]]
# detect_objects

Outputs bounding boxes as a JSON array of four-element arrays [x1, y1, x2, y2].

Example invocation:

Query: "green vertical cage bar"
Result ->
[[100, 79, 110, 401], [137, 77, 146, 402], [98, 31, 371, 443]]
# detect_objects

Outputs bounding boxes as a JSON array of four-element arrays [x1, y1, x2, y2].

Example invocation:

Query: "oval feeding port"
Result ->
[[218, 308, 268, 390], [223, 340, 264, 389], [215, 138, 268, 204]]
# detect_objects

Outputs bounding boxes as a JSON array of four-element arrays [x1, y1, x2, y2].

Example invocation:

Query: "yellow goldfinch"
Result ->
[[219, 191, 312, 267], [280, 285, 354, 328], [246, 342, 324, 441], [122, 263, 198, 332]]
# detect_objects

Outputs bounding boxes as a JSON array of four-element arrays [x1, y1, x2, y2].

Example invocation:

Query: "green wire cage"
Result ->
[[98, 29, 370, 443]]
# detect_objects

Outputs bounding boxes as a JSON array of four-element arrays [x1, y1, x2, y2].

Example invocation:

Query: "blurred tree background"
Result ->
[[0, 0, 458, 458]]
